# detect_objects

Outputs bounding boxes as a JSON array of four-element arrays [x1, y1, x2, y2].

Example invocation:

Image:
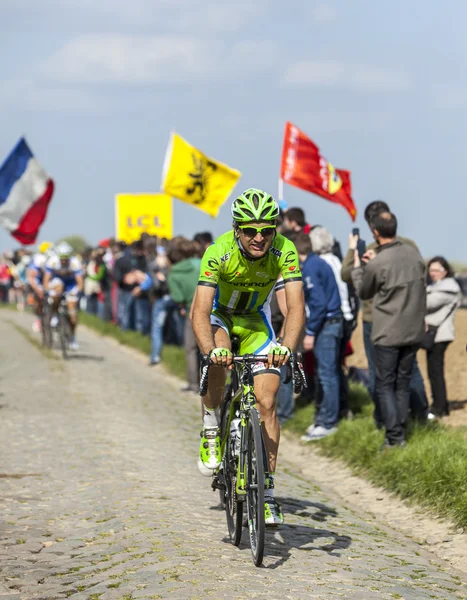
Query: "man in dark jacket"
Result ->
[[113, 240, 150, 333], [296, 233, 343, 441], [351, 212, 426, 447]]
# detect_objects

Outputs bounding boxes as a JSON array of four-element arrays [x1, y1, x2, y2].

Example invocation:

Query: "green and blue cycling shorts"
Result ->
[[210, 308, 280, 376]]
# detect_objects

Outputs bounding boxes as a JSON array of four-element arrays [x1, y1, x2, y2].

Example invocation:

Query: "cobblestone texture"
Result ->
[[1, 312, 467, 600]]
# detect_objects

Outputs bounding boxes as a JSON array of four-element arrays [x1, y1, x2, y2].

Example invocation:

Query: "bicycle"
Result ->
[[44, 295, 73, 359], [40, 294, 52, 349], [57, 297, 73, 359], [199, 343, 306, 566]]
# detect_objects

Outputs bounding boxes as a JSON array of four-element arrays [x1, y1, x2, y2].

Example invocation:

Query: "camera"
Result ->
[[352, 228, 367, 259]]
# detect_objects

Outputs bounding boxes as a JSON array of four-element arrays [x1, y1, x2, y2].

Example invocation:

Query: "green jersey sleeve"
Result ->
[[278, 240, 302, 283], [198, 243, 221, 288]]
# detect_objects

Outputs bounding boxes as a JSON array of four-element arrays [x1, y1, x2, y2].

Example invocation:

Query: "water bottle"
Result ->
[[230, 418, 241, 456]]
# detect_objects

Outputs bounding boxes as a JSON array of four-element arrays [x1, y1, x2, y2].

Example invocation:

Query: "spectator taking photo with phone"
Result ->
[[349, 211, 427, 448], [341, 201, 430, 429]]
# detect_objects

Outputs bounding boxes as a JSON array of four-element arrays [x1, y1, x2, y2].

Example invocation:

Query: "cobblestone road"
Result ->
[[1, 311, 466, 600]]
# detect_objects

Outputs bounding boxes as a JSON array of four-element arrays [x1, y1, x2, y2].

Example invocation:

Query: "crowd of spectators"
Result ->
[[0, 200, 464, 448]]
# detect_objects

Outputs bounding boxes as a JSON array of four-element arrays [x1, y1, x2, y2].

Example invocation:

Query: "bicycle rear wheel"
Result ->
[[223, 434, 243, 546], [246, 410, 265, 566], [219, 384, 243, 546]]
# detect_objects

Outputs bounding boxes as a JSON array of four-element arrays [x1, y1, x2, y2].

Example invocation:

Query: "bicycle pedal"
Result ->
[[211, 478, 224, 491]]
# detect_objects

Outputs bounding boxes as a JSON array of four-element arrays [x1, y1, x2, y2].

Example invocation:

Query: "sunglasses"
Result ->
[[238, 225, 276, 238]]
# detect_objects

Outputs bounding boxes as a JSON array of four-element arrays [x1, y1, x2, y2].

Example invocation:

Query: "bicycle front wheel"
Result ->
[[246, 410, 265, 566]]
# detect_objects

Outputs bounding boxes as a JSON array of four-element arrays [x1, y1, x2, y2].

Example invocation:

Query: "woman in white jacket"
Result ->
[[425, 256, 462, 419]]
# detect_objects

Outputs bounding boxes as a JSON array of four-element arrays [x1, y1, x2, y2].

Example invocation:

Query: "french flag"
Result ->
[[0, 138, 54, 245]]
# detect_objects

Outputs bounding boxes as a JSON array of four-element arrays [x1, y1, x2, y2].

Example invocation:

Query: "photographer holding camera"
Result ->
[[350, 211, 426, 447]]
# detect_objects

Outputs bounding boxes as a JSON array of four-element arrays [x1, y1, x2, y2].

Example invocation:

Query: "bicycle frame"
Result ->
[[202, 354, 307, 489], [234, 361, 268, 496]]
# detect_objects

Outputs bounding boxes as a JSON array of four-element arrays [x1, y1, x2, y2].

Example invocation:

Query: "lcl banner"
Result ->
[[115, 193, 173, 243]]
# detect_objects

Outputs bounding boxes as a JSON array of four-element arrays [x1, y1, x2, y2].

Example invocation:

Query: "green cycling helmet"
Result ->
[[231, 188, 279, 223]]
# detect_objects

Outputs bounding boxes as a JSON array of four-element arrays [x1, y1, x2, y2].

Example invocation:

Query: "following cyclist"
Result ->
[[191, 188, 305, 526], [27, 241, 54, 332], [43, 241, 84, 350]]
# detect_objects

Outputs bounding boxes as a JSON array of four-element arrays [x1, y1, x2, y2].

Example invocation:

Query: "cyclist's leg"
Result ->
[[48, 279, 64, 311], [31, 286, 44, 332], [204, 325, 231, 412], [65, 287, 80, 349], [198, 318, 232, 474], [66, 290, 79, 332], [35, 289, 44, 316]]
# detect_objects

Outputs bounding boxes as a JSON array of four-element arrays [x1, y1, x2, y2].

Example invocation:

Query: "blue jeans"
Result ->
[[134, 297, 151, 335], [119, 291, 150, 334], [118, 289, 133, 330], [151, 295, 177, 362], [277, 366, 294, 424], [364, 321, 428, 425], [314, 318, 343, 429]]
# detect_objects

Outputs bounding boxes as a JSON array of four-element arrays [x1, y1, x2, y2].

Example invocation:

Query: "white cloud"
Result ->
[[284, 60, 412, 92], [2, 0, 269, 33], [310, 3, 337, 24], [40, 35, 279, 84]]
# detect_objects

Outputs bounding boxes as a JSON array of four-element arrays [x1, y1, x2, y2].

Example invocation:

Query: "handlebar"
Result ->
[[198, 352, 307, 397]]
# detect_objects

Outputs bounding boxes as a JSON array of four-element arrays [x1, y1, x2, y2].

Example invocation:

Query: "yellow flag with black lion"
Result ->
[[161, 132, 242, 218]]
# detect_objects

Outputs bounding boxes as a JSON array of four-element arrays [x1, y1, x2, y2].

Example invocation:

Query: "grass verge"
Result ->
[[79, 313, 185, 379], [284, 384, 467, 529]]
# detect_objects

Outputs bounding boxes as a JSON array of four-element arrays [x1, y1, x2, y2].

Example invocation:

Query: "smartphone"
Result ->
[[352, 227, 366, 258]]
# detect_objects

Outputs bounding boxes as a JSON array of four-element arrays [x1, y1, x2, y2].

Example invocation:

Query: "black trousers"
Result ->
[[426, 342, 451, 417], [374, 344, 418, 444]]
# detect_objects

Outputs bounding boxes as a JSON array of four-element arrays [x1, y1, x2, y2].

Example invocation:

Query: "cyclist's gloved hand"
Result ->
[[209, 347, 233, 368], [268, 345, 291, 368]]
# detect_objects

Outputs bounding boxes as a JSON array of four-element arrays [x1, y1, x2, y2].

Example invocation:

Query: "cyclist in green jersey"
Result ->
[[191, 188, 305, 526]]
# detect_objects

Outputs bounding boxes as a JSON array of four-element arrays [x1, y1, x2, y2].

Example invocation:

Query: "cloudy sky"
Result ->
[[1, 0, 466, 259]]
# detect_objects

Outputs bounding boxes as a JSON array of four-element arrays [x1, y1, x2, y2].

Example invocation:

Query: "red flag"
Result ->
[[280, 122, 357, 221]]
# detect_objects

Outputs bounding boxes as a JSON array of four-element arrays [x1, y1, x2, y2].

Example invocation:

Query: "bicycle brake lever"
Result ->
[[283, 361, 292, 385]]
